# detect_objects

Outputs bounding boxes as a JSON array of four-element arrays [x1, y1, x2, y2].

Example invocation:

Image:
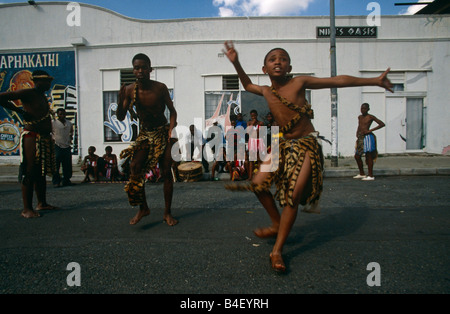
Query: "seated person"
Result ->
[[81, 146, 101, 183], [103, 145, 122, 181], [211, 147, 227, 181], [228, 152, 249, 181]]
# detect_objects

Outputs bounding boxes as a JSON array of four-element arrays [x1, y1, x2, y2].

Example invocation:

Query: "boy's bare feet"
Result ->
[[163, 214, 178, 226], [270, 253, 286, 272], [253, 226, 278, 238], [129, 208, 150, 225], [21, 209, 40, 218]]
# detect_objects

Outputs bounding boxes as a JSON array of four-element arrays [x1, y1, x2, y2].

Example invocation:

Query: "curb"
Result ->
[[0, 167, 449, 184]]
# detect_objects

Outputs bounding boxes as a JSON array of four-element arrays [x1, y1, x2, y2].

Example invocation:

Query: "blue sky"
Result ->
[[0, 0, 431, 19]]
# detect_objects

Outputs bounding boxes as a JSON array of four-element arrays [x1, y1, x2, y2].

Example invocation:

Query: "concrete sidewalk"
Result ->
[[0, 153, 449, 183]]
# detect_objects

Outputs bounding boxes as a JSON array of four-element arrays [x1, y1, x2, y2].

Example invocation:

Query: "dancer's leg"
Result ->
[[270, 152, 312, 271], [251, 159, 280, 238]]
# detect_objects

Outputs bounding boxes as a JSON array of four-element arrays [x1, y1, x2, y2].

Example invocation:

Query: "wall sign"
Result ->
[[317, 26, 377, 38]]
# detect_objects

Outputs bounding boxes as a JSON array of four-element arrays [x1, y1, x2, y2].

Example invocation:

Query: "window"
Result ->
[[205, 91, 239, 121], [120, 69, 135, 85], [102, 68, 174, 142], [222, 75, 239, 90], [103, 90, 139, 143], [205, 75, 312, 128], [392, 84, 404, 92]]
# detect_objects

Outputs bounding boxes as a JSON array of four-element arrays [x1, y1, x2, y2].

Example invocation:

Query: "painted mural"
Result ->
[[103, 89, 173, 143], [0, 51, 77, 156]]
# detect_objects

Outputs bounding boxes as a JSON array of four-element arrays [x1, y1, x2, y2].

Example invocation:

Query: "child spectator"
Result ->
[[81, 146, 100, 183]]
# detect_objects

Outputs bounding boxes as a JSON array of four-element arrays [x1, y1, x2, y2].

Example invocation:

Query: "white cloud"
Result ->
[[213, 0, 240, 6], [219, 7, 235, 17], [399, 0, 433, 15], [213, 0, 315, 17]]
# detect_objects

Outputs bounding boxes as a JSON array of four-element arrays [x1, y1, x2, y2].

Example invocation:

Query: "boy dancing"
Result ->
[[223, 41, 393, 271]]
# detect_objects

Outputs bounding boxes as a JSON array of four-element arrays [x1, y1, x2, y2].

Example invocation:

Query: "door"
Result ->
[[386, 97, 425, 153], [385, 97, 406, 153], [405, 98, 424, 150]]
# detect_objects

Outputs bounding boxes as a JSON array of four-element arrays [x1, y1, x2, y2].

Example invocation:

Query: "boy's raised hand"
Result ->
[[223, 41, 238, 64], [379, 68, 394, 93]]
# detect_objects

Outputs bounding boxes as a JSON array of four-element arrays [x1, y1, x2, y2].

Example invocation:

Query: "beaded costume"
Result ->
[[226, 87, 324, 213], [19, 110, 56, 183]]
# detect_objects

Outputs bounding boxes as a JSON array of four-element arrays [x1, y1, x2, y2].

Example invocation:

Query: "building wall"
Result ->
[[0, 2, 449, 162]]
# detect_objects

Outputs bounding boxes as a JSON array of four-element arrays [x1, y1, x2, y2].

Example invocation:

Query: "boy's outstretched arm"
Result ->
[[303, 68, 394, 93], [223, 41, 263, 96]]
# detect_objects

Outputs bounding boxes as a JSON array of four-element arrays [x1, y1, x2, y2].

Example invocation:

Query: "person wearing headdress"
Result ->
[[0, 70, 58, 218]]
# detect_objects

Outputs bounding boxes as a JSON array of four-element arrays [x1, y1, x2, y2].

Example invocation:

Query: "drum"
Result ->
[[178, 162, 203, 182]]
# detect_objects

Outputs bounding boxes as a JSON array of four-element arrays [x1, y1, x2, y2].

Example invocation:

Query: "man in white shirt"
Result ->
[[52, 108, 74, 187]]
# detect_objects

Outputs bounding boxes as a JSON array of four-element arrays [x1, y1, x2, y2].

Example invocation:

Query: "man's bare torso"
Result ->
[[126, 80, 168, 129], [21, 89, 52, 135]]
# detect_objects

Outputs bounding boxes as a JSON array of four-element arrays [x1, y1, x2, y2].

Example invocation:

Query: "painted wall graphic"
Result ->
[[204, 91, 274, 131], [103, 89, 173, 142], [0, 51, 77, 156]]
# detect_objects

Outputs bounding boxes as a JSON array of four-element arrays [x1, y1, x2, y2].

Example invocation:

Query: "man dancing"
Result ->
[[0, 70, 58, 218], [117, 53, 178, 226]]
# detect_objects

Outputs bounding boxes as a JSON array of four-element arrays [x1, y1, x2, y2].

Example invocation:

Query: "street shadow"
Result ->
[[275, 206, 370, 273], [138, 220, 163, 231]]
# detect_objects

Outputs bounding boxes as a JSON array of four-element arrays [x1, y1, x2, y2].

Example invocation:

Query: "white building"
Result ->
[[0, 2, 449, 162]]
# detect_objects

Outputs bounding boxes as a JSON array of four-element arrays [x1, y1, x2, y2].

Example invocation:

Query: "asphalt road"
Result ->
[[0, 176, 449, 297]]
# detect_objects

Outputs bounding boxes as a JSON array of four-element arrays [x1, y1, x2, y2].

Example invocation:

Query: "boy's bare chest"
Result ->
[[359, 115, 373, 126], [266, 91, 306, 120]]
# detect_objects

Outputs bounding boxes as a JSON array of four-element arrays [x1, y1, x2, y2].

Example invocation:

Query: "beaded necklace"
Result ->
[[23, 109, 53, 126], [130, 81, 139, 109], [270, 86, 314, 134]]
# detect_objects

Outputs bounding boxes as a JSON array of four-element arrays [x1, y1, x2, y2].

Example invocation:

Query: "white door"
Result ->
[[386, 97, 425, 153], [405, 98, 424, 150], [385, 97, 406, 153]]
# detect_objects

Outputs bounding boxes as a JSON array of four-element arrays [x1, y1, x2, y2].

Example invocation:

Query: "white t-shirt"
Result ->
[[52, 119, 73, 148]]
